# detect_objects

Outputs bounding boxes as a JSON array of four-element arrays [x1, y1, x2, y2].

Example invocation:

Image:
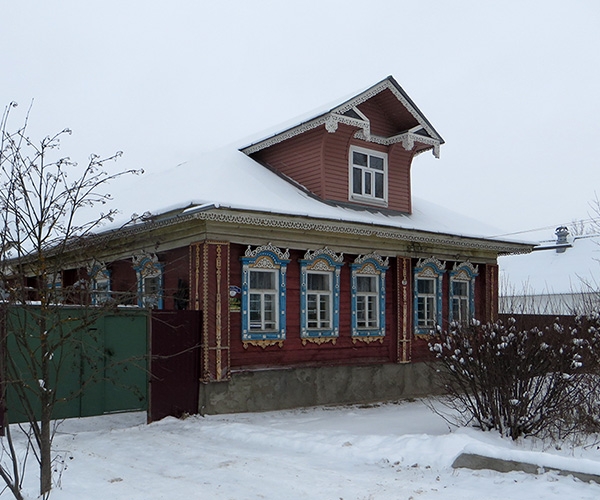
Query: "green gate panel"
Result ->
[[103, 314, 148, 414], [3, 307, 148, 424]]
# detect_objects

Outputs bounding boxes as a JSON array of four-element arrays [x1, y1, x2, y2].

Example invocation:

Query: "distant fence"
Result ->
[[498, 313, 576, 331]]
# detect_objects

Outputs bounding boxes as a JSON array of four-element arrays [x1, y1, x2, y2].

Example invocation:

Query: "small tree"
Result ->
[[0, 102, 140, 499], [430, 317, 600, 441]]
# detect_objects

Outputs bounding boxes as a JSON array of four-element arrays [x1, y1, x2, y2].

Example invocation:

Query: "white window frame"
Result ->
[[451, 280, 470, 325], [356, 275, 379, 329], [449, 261, 479, 326], [306, 271, 333, 330], [300, 248, 343, 345], [348, 145, 388, 206], [416, 277, 437, 329], [248, 269, 279, 331]]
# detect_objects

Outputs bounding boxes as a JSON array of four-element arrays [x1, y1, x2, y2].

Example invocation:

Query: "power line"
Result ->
[[492, 216, 600, 238]]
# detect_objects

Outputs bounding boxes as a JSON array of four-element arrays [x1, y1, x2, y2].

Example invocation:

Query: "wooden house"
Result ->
[[54, 76, 533, 412]]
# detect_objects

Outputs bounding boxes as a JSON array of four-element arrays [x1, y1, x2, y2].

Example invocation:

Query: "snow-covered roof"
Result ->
[[499, 232, 600, 295], [107, 146, 529, 250]]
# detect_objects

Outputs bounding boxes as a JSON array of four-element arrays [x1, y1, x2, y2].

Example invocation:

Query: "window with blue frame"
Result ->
[[46, 273, 63, 302], [413, 257, 446, 337], [300, 248, 343, 345], [450, 261, 478, 325], [351, 253, 388, 344], [241, 243, 289, 348], [88, 261, 111, 305], [133, 252, 164, 309]]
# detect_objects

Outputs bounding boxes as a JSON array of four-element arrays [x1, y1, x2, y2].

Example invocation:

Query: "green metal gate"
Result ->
[[2, 306, 148, 424]]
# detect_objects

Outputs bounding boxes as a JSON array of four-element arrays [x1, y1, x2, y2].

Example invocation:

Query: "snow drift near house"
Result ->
[[10, 399, 600, 499]]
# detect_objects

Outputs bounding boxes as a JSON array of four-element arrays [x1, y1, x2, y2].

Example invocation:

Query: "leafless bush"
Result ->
[[429, 315, 600, 441]]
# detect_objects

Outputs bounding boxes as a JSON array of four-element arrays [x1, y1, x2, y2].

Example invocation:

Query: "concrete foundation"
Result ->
[[199, 361, 440, 414]]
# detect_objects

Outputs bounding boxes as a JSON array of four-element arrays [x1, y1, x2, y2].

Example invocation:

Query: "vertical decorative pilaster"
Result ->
[[189, 241, 231, 382], [397, 256, 412, 363]]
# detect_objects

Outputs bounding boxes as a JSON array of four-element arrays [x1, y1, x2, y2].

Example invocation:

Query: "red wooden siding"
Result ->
[[228, 244, 398, 370], [106, 247, 190, 309], [387, 144, 413, 213], [322, 123, 355, 202], [110, 260, 138, 305], [255, 127, 414, 213], [252, 126, 326, 197], [321, 125, 412, 213], [160, 247, 189, 310], [249, 91, 419, 213]]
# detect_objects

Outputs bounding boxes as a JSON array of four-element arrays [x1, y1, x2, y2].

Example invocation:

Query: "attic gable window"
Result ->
[[349, 146, 388, 206]]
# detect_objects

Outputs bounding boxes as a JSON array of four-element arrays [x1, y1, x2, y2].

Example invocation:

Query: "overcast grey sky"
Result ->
[[3, 1, 599, 238]]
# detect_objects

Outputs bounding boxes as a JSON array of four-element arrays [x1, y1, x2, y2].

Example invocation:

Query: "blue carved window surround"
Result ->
[[133, 252, 164, 309], [413, 257, 446, 338], [88, 261, 111, 305], [449, 261, 478, 325], [351, 253, 389, 344], [300, 248, 344, 346], [241, 243, 290, 349]]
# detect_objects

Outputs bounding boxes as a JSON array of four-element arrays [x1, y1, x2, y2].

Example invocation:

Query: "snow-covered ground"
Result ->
[[9, 399, 600, 499]]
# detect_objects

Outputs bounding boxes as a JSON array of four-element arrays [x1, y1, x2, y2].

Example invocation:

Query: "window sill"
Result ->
[[349, 194, 388, 208]]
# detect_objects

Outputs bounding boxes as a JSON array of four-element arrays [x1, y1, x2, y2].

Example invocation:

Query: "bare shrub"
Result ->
[[430, 316, 600, 441]]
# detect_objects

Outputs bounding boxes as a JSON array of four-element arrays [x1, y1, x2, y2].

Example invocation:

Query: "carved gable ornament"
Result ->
[[241, 76, 443, 158]]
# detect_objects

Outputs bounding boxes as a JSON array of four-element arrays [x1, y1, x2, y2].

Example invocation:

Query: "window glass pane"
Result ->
[[417, 278, 434, 294], [353, 167, 362, 194], [307, 295, 317, 321], [264, 294, 275, 318], [367, 296, 377, 323], [453, 296, 469, 324], [308, 273, 330, 291], [145, 276, 159, 295], [250, 270, 275, 290], [453, 281, 468, 296], [374, 172, 384, 199], [364, 171, 372, 194], [320, 295, 330, 323], [353, 152, 368, 166], [357, 275, 376, 292], [249, 294, 261, 324], [417, 296, 435, 326], [357, 295, 366, 323], [370, 156, 384, 171]]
